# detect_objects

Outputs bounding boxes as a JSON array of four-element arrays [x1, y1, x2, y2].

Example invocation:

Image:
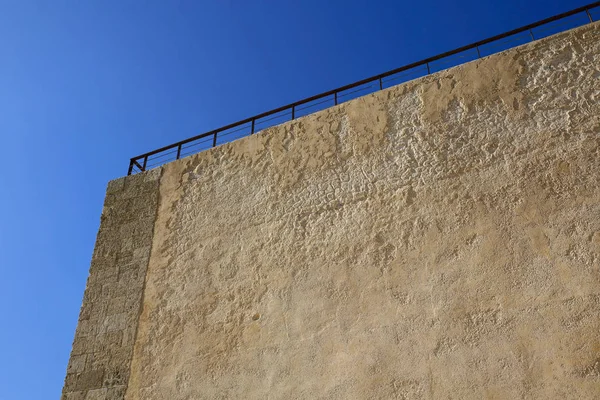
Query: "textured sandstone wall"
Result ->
[[62, 170, 161, 400], [126, 22, 600, 399], [64, 21, 600, 400]]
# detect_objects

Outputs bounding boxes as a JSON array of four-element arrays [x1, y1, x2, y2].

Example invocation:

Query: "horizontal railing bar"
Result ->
[[147, 148, 178, 162], [218, 127, 251, 138], [296, 96, 334, 112], [128, 1, 599, 170], [181, 136, 212, 149], [255, 110, 293, 127]]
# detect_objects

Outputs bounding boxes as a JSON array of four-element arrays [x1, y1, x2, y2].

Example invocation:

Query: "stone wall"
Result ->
[[62, 169, 161, 399], [64, 21, 600, 399]]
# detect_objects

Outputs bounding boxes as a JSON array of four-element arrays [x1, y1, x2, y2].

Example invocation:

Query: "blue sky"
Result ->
[[0, 0, 594, 398]]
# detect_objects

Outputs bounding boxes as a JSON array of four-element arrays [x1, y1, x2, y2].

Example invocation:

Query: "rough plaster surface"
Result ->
[[64, 22, 600, 399], [62, 169, 161, 400]]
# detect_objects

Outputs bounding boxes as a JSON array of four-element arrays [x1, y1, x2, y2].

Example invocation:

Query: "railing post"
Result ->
[[529, 29, 535, 40], [476, 45, 481, 58], [213, 132, 218, 147], [426, 62, 431, 74], [379, 77, 383, 90], [128, 160, 134, 176], [334, 92, 338, 105], [586, 8, 593, 22], [176, 144, 181, 160], [291, 106, 295, 120], [142, 156, 147, 171], [251, 119, 255, 134]]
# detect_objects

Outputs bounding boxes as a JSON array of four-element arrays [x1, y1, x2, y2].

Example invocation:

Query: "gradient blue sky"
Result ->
[[0, 1, 594, 398]]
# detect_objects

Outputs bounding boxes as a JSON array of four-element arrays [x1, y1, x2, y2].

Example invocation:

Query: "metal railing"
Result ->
[[127, 1, 599, 175]]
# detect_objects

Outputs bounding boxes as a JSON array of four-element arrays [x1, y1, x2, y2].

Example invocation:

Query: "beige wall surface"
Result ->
[[64, 22, 600, 400], [127, 22, 600, 399]]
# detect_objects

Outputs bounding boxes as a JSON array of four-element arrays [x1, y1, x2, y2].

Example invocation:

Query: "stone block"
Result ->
[[84, 388, 107, 400], [75, 369, 104, 391], [75, 318, 100, 337], [106, 296, 126, 315], [66, 354, 86, 374], [88, 266, 119, 286], [99, 313, 127, 334], [61, 391, 85, 400], [70, 336, 92, 356], [85, 351, 111, 371], [101, 281, 128, 298], [94, 331, 124, 353], [108, 347, 132, 368]]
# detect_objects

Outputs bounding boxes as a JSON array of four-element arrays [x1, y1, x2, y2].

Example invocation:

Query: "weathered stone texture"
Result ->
[[125, 22, 600, 399], [64, 21, 600, 400], [62, 169, 161, 400]]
